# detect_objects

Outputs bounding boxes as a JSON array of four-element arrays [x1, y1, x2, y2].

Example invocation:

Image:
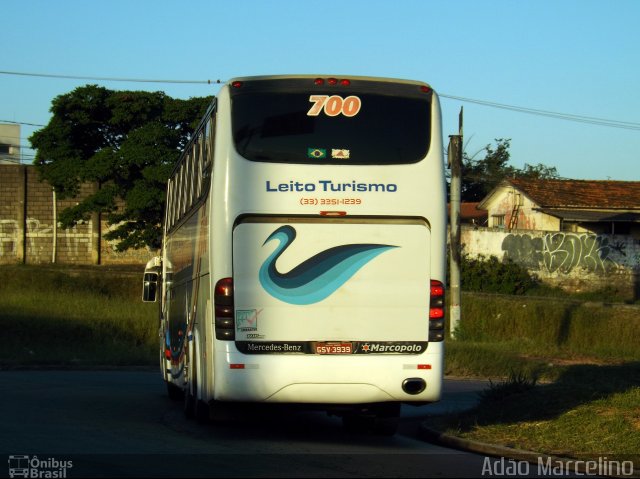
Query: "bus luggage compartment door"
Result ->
[[232, 219, 431, 345]]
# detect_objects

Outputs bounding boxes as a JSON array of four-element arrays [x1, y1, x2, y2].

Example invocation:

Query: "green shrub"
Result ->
[[461, 254, 538, 295]]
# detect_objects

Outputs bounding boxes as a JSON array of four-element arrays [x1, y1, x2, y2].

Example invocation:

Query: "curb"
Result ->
[[419, 423, 640, 478]]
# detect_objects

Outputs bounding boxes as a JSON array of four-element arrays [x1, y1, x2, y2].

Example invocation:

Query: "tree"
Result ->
[[30, 85, 212, 251], [517, 162, 559, 180], [460, 138, 559, 202]]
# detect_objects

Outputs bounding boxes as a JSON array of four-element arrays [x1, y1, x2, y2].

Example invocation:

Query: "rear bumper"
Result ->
[[212, 344, 443, 404]]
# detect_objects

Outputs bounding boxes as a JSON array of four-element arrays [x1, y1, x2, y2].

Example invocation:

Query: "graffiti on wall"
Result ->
[[0, 218, 91, 259], [0, 220, 18, 256], [502, 233, 623, 275], [500, 234, 543, 269]]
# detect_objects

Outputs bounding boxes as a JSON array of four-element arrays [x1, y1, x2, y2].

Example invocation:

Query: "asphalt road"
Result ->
[[0, 370, 492, 478]]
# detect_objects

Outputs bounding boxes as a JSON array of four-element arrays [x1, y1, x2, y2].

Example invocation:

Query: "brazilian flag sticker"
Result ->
[[307, 148, 327, 159]]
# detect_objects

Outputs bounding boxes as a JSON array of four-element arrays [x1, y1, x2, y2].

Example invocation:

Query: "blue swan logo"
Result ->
[[259, 225, 397, 305]]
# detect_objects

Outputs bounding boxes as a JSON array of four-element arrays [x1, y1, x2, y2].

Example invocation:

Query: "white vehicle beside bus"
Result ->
[[142, 75, 447, 435]]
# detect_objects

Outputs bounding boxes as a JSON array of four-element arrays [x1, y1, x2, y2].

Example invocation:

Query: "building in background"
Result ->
[[478, 178, 640, 237], [0, 124, 21, 165], [448, 202, 488, 227]]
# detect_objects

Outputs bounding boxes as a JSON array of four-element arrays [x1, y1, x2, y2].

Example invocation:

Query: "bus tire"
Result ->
[[183, 357, 196, 419], [183, 380, 195, 419], [167, 381, 184, 401], [194, 398, 210, 424], [373, 403, 400, 436], [184, 350, 209, 423], [342, 414, 372, 434], [372, 416, 399, 436], [342, 403, 400, 436], [191, 357, 209, 423]]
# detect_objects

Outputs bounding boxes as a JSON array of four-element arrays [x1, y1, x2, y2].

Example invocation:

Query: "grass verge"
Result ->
[[2, 265, 639, 462], [0, 264, 157, 367], [435, 292, 640, 464], [429, 364, 640, 463]]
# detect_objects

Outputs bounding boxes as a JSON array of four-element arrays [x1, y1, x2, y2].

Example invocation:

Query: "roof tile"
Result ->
[[506, 178, 640, 209]]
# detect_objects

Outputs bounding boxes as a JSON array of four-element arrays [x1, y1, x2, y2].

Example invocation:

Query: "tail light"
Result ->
[[215, 277, 235, 340], [429, 280, 445, 342], [314, 77, 351, 87]]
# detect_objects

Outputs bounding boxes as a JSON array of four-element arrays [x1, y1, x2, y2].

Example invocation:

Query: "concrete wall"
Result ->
[[461, 225, 640, 294], [0, 165, 152, 265], [0, 165, 25, 260]]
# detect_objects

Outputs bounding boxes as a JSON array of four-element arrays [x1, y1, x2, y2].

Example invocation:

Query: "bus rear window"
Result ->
[[231, 85, 431, 165]]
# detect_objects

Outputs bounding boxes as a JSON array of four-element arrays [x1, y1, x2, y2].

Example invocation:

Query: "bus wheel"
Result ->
[[167, 382, 184, 401], [342, 403, 400, 436], [183, 359, 196, 419], [194, 398, 210, 424], [372, 403, 400, 436], [183, 380, 196, 419], [192, 360, 209, 423], [342, 414, 373, 434], [184, 356, 209, 423]]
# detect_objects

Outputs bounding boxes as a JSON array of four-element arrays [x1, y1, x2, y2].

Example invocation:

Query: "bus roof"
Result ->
[[226, 74, 434, 91]]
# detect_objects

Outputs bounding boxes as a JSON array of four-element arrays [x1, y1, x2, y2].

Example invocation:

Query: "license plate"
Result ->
[[315, 342, 353, 355]]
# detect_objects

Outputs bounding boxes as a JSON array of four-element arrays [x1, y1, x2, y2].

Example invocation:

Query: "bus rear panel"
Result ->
[[213, 76, 446, 404]]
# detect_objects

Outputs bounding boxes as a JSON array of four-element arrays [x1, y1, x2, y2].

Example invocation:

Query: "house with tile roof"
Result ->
[[448, 202, 488, 226], [477, 178, 640, 236]]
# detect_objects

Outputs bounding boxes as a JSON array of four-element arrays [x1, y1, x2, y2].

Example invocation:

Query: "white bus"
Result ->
[[143, 75, 447, 435]]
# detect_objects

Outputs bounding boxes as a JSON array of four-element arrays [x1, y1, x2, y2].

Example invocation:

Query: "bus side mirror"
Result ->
[[142, 271, 159, 302]]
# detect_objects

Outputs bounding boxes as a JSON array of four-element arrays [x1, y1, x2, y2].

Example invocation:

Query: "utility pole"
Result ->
[[448, 107, 463, 338]]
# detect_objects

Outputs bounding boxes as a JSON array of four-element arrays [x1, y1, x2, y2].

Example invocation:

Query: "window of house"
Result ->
[[491, 215, 505, 228]]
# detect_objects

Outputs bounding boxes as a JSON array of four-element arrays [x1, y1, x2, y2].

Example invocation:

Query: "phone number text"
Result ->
[[300, 197, 362, 206]]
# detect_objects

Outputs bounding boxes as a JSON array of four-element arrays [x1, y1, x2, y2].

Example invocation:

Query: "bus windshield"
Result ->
[[231, 79, 431, 165]]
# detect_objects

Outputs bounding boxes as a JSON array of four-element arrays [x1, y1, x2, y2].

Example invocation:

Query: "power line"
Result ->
[[0, 69, 222, 85], [0, 119, 45, 127], [439, 93, 640, 131], [2, 69, 639, 130]]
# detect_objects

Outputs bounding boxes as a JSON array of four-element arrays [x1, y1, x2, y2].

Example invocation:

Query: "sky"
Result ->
[[2, 0, 639, 181]]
